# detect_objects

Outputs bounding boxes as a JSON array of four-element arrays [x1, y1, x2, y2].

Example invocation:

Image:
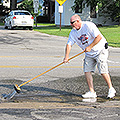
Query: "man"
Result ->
[[63, 14, 116, 98]]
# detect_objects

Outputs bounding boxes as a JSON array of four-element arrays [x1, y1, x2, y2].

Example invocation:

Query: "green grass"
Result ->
[[35, 23, 55, 26], [0, 22, 4, 26], [34, 25, 120, 47], [99, 26, 120, 47], [34, 25, 72, 37]]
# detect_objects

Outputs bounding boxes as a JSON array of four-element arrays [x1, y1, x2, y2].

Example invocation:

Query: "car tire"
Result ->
[[29, 27, 33, 30], [4, 26, 8, 29], [4, 22, 8, 29], [8, 23, 13, 30]]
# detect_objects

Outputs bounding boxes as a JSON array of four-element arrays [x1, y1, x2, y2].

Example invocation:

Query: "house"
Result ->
[[55, 0, 119, 26], [39, 0, 55, 23], [1, 0, 22, 10], [1, 0, 119, 25]]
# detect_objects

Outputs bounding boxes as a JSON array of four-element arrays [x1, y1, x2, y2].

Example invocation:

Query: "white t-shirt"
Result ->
[[67, 21, 107, 58]]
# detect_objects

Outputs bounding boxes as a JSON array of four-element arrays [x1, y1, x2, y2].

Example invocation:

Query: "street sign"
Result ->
[[33, 0, 39, 14], [56, 0, 67, 31], [58, 5, 63, 13], [33, 0, 39, 8], [33, 0, 39, 27], [34, 8, 38, 14], [56, 0, 67, 6]]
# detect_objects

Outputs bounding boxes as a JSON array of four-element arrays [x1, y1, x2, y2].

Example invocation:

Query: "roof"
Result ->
[[11, 10, 30, 13]]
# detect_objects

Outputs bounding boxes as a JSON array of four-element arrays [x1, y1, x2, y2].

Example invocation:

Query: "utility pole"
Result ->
[[10, 0, 17, 11]]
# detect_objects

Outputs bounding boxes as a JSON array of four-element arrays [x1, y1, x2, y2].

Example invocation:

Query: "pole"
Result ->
[[60, 13, 61, 31], [35, 15, 37, 27], [58, 5, 63, 31]]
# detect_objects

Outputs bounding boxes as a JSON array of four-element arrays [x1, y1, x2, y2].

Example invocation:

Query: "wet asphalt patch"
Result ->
[[0, 74, 120, 104]]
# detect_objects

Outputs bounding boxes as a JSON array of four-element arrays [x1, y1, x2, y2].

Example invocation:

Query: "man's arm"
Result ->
[[85, 34, 102, 52], [63, 44, 72, 63]]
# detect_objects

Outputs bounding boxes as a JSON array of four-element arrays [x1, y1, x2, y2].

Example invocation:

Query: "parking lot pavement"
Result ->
[[0, 26, 120, 119]]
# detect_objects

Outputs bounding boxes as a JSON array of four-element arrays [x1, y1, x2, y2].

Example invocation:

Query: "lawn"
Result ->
[[34, 25, 72, 37], [99, 26, 120, 47], [0, 22, 4, 26], [34, 24, 120, 47]]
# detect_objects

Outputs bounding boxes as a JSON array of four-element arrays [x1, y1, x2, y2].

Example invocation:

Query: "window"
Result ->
[[14, 12, 30, 15]]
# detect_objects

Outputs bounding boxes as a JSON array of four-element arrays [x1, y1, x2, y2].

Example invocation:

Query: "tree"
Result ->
[[0, 3, 10, 17], [72, 0, 120, 24], [18, 0, 41, 17]]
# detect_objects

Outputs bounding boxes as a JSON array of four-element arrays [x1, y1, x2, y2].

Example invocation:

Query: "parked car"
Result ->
[[4, 10, 34, 30]]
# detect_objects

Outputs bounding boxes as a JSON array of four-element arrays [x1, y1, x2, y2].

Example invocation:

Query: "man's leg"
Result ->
[[101, 73, 116, 98], [82, 56, 97, 98], [85, 72, 95, 93], [101, 73, 112, 88], [82, 72, 97, 98], [97, 49, 116, 98]]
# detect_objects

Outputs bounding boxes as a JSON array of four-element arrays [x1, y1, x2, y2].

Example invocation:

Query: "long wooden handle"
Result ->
[[19, 51, 84, 87]]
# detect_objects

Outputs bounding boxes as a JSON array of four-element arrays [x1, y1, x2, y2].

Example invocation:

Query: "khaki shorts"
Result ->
[[83, 49, 109, 74]]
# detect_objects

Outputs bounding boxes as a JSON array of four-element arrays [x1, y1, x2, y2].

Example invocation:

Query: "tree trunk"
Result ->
[[10, 0, 17, 11]]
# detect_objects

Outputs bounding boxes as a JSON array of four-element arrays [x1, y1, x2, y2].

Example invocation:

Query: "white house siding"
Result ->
[[55, 0, 119, 26], [55, 0, 74, 26], [63, 0, 74, 25]]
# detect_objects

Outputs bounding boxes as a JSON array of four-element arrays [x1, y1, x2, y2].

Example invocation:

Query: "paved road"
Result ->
[[0, 26, 120, 120]]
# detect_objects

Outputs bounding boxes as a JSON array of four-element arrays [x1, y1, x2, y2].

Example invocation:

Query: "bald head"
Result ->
[[70, 14, 82, 30], [70, 14, 81, 22]]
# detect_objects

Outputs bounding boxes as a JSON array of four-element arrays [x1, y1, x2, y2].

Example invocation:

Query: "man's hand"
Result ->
[[84, 46, 92, 52], [63, 44, 72, 63], [63, 57, 69, 63], [84, 34, 102, 52]]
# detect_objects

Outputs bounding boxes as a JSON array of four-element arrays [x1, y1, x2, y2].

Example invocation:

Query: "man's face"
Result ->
[[70, 19, 81, 30], [70, 20, 77, 30]]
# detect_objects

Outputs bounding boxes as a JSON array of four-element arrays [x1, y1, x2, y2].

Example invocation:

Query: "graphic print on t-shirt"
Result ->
[[78, 34, 89, 45]]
